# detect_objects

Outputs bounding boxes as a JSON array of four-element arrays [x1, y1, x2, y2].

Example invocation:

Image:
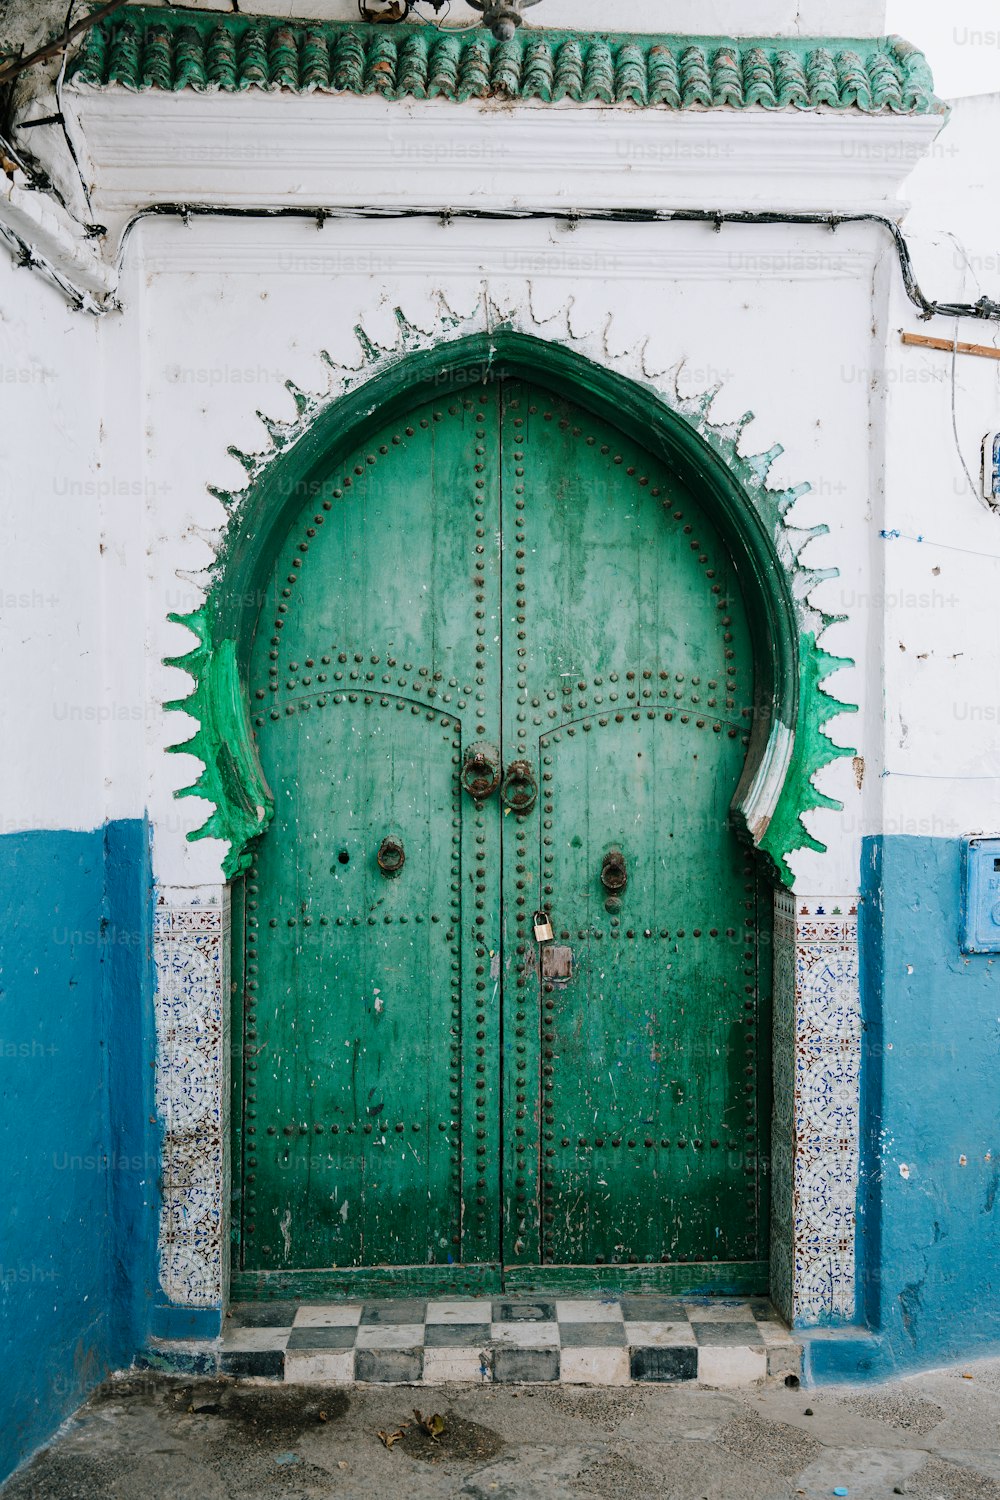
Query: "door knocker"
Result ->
[[377, 836, 406, 876], [461, 745, 502, 801], [500, 760, 538, 816], [601, 848, 628, 892]]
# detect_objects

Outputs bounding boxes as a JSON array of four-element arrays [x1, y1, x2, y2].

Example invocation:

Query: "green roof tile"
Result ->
[[69, 7, 942, 115]]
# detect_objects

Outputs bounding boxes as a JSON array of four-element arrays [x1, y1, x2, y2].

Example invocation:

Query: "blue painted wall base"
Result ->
[[3, 825, 999, 1472], [814, 834, 1000, 1383], [149, 1305, 224, 1342], [0, 822, 156, 1484]]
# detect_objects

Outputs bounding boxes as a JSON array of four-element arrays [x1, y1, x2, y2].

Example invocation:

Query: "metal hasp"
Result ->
[[961, 836, 1000, 952], [235, 375, 770, 1292]]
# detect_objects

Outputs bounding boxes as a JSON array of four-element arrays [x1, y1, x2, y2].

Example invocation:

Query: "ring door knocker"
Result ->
[[499, 760, 538, 816], [377, 836, 406, 876], [601, 848, 628, 893], [461, 744, 502, 802]]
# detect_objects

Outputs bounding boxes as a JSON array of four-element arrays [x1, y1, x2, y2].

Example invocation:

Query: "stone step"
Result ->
[[139, 1296, 803, 1390]]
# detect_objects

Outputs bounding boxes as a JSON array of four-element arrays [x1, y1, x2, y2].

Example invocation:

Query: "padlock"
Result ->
[[533, 910, 554, 943]]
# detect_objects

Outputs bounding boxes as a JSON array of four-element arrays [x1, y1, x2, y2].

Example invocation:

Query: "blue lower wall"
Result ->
[[811, 834, 1000, 1382], [3, 824, 999, 1444], [0, 822, 156, 1483]]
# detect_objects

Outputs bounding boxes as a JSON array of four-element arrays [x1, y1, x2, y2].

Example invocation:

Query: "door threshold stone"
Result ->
[[138, 1296, 802, 1389]]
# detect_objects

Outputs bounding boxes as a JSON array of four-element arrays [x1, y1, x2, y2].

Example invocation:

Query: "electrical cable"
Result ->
[[880, 529, 1000, 562], [882, 770, 1000, 780], [942, 231, 995, 504], [54, 0, 95, 221], [111, 204, 1000, 323], [409, 2, 486, 34], [6, 187, 1000, 324]]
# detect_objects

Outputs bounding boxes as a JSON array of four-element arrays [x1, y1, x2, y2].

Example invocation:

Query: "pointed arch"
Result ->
[[165, 319, 854, 885]]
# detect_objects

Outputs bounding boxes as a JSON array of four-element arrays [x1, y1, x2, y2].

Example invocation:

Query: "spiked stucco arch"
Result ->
[[165, 301, 854, 886]]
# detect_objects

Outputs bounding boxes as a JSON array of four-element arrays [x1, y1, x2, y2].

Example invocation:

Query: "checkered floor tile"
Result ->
[[207, 1297, 802, 1387]]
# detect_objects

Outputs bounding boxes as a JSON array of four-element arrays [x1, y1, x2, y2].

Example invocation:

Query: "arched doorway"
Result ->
[[231, 365, 773, 1296]]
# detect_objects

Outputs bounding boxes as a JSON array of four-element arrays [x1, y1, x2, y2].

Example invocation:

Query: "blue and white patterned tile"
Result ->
[[795, 947, 861, 1043], [155, 888, 229, 1313], [156, 935, 224, 1031], [794, 1148, 858, 1237], [785, 895, 861, 1328], [160, 1226, 224, 1307], [791, 1245, 856, 1324], [156, 1027, 224, 1135], [794, 1050, 860, 1139]]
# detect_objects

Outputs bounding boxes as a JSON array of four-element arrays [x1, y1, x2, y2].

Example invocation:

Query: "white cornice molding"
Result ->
[[132, 213, 880, 285], [65, 92, 944, 224]]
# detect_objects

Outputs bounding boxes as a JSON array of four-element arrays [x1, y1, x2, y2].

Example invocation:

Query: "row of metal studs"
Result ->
[[255, 694, 754, 742], [253, 401, 477, 1263], [243, 858, 261, 1242], [273, 656, 471, 699], [508, 397, 533, 1259], [262, 402, 477, 696], [530, 390, 755, 1261], [560, 409, 741, 692], [470, 398, 492, 1251], [250, 396, 473, 1242], [268, 657, 748, 725], [254, 694, 458, 726]]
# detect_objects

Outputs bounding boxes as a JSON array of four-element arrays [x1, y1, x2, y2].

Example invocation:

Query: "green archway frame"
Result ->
[[165, 327, 855, 885]]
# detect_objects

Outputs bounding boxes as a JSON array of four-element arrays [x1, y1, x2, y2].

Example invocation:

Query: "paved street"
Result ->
[[3, 1358, 1000, 1499]]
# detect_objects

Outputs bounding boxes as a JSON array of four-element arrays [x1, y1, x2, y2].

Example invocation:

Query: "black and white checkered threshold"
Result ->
[[146, 1297, 802, 1388]]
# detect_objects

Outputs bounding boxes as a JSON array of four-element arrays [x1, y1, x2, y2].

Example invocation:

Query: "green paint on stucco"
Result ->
[[163, 322, 853, 884], [761, 632, 857, 875], [71, 9, 941, 115], [165, 624, 273, 878]]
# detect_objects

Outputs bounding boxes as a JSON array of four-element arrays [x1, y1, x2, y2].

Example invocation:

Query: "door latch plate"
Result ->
[[541, 945, 573, 984]]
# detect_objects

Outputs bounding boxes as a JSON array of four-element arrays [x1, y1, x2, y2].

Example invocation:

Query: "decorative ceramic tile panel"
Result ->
[[770, 890, 796, 1326], [154, 885, 230, 1309], [771, 891, 860, 1327]]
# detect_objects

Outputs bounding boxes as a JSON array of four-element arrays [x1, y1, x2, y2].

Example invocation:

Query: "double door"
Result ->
[[236, 377, 769, 1292]]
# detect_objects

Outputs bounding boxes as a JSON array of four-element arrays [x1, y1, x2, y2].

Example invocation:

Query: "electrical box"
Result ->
[[961, 836, 1000, 953], [982, 433, 1000, 509]]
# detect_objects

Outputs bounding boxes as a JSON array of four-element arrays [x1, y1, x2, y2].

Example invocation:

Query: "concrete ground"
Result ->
[[3, 1359, 1000, 1500]]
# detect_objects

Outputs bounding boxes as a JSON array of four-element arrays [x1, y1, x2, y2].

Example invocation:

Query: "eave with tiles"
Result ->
[[7, 10, 944, 298]]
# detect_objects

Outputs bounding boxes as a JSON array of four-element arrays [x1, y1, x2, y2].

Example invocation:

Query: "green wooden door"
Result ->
[[236, 376, 770, 1298]]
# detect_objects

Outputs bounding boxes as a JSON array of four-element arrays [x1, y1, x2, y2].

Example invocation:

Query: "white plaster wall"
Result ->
[[138, 0, 888, 38], [10, 89, 1000, 890], [116, 213, 880, 893], [0, 255, 104, 834], [880, 94, 1000, 842]]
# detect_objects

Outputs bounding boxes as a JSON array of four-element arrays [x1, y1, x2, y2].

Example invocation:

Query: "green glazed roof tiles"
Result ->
[[69, 8, 942, 114]]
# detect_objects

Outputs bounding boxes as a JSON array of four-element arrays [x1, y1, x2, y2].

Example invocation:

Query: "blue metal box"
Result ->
[[962, 836, 1000, 953]]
